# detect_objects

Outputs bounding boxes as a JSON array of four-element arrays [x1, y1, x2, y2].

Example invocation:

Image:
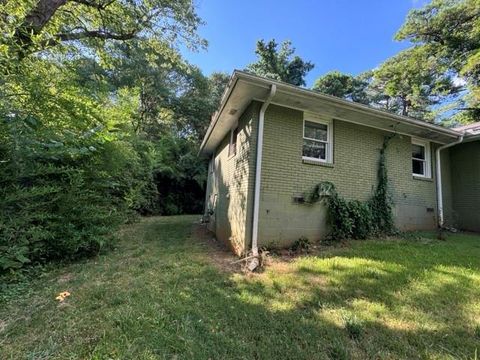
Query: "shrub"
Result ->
[[0, 108, 156, 271], [291, 236, 310, 253]]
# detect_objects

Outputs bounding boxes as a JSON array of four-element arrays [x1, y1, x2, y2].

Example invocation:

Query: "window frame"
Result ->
[[228, 126, 238, 158], [302, 117, 333, 164], [411, 138, 431, 178]]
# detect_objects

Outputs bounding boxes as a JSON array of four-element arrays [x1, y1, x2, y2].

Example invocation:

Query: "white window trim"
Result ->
[[412, 138, 431, 178], [302, 117, 333, 164]]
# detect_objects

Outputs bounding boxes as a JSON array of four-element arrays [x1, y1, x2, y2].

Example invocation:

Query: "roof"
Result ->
[[454, 122, 480, 135], [199, 70, 463, 156]]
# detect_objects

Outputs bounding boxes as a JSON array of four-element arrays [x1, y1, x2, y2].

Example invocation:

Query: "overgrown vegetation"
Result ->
[[0, 1, 228, 272], [305, 136, 396, 240], [1, 0, 477, 273], [1, 216, 479, 359]]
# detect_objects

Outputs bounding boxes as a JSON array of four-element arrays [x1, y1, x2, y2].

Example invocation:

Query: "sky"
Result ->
[[182, 0, 429, 87]]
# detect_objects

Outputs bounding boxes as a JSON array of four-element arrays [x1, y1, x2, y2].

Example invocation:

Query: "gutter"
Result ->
[[435, 132, 465, 228], [234, 70, 461, 140], [248, 84, 276, 271], [198, 75, 239, 156]]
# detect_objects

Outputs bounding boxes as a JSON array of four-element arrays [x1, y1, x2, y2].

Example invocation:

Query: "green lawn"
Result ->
[[1, 216, 480, 359]]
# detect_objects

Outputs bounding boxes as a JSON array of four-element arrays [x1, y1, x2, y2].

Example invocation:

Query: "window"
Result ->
[[228, 127, 238, 157], [412, 139, 431, 178], [302, 118, 332, 163]]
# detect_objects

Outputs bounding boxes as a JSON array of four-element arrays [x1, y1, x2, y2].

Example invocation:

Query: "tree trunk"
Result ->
[[401, 97, 409, 116], [14, 0, 67, 49]]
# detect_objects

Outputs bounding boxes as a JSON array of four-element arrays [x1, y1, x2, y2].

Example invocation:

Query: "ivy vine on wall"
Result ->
[[304, 135, 396, 240]]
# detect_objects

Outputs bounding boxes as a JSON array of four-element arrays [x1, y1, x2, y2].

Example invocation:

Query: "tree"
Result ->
[[395, 0, 480, 122], [312, 71, 370, 104], [0, 0, 205, 64], [208, 72, 231, 109], [0, 0, 212, 271], [246, 39, 314, 86], [371, 46, 460, 118]]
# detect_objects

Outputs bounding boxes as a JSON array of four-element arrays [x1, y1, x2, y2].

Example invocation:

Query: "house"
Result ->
[[199, 70, 480, 256]]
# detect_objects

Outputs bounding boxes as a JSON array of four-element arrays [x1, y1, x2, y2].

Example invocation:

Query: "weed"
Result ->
[[291, 236, 310, 253], [343, 314, 364, 340]]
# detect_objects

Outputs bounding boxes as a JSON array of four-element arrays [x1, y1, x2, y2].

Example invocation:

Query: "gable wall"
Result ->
[[204, 102, 259, 254], [258, 104, 439, 247]]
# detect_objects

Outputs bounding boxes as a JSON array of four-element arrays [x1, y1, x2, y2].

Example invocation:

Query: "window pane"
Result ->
[[303, 139, 326, 160], [412, 144, 425, 160], [412, 159, 425, 175], [304, 121, 327, 141]]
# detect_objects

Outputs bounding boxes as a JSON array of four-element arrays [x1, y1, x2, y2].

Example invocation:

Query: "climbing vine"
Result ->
[[305, 135, 396, 240]]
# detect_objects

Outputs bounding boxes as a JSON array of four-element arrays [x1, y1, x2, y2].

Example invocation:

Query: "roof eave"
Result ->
[[199, 70, 462, 156]]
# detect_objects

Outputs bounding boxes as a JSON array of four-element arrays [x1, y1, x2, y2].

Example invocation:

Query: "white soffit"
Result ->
[[199, 71, 461, 155]]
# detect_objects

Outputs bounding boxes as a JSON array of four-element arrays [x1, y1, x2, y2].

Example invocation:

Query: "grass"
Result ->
[[1, 216, 480, 359]]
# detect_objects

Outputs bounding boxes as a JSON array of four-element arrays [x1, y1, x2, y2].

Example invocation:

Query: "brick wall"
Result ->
[[204, 102, 259, 254], [258, 104, 440, 247]]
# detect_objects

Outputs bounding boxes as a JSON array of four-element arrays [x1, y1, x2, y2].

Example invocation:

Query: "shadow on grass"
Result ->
[[1, 216, 479, 359]]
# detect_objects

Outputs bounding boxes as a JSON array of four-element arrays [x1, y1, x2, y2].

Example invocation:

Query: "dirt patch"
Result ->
[[191, 223, 243, 273], [264, 258, 294, 274]]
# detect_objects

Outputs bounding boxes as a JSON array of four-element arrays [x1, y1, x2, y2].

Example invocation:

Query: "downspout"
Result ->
[[202, 155, 213, 222], [435, 133, 464, 228], [248, 84, 276, 270]]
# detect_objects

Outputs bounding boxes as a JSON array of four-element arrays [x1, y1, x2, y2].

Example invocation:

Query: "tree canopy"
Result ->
[[312, 71, 370, 104], [246, 39, 314, 86], [312, 0, 479, 123], [1, 0, 205, 62], [395, 0, 480, 122], [0, 0, 224, 271]]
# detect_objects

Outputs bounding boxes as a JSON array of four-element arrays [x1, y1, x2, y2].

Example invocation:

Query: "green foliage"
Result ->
[[153, 135, 208, 215], [2, 216, 480, 358], [475, 324, 480, 339], [312, 71, 370, 104], [0, 0, 205, 65], [343, 314, 364, 340], [290, 236, 311, 253], [372, 46, 460, 118], [304, 137, 395, 241], [369, 136, 395, 234], [0, 0, 215, 272], [0, 61, 159, 271], [311, 0, 479, 123], [246, 39, 314, 86], [395, 0, 480, 123], [327, 339, 350, 360]]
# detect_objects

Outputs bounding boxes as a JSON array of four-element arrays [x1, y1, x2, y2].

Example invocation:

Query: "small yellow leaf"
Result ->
[[55, 291, 71, 301]]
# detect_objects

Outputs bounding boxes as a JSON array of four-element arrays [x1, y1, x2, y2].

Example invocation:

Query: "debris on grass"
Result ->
[[55, 291, 71, 302]]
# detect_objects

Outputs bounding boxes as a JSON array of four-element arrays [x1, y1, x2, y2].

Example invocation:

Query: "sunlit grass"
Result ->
[[1, 216, 480, 359]]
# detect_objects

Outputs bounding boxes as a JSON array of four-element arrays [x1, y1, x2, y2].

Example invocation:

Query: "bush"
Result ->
[[290, 236, 311, 253], [0, 108, 156, 271]]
